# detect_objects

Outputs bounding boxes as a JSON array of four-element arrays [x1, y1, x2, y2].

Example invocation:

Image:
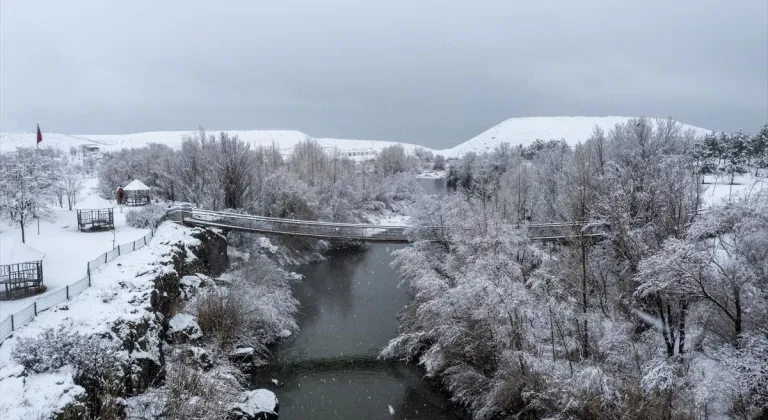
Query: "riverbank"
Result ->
[[0, 178, 451, 419], [236, 177, 465, 419], [250, 243, 466, 419]]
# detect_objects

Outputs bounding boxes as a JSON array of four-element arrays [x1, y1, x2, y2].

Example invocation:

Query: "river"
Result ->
[[252, 177, 464, 419]]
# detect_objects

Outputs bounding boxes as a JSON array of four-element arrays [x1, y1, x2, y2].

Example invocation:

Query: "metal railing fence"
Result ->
[[0, 222, 163, 343]]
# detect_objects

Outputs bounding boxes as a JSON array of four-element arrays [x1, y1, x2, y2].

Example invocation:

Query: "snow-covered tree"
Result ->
[[0, 149, 59, 242], [381, 117, 768, 418], [432, 154, 446, 170], [376, 144, 408, 175], [58, 162, 85, 210], [749, 124, 768, 175]]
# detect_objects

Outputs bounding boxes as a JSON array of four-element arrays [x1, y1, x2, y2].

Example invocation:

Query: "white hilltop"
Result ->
[[0, 129, 430, 156], [1, 117, 714, 158], [435, 116, 713, 158]]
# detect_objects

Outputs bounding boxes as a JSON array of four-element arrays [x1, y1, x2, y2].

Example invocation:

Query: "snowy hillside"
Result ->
[[0, 130, 429, 156], [435, 116, 712, 158], [1, 116, 713, 158]]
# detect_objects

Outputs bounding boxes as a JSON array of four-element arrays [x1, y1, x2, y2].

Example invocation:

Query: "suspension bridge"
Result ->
[[167, 207, 608, 243]]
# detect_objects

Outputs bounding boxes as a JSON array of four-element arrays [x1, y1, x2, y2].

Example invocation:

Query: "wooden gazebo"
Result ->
[[0, 236, 45, 300], [121, 179, 151, 206], [76, 195, 115, 231]]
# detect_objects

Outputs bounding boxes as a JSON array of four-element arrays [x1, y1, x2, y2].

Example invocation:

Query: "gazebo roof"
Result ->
[[0, 236, 45, 265], [75, 195, 115, 210], [124, 179, 150, 191]]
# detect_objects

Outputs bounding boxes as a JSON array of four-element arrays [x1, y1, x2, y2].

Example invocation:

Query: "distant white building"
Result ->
[[343, 149, 377, 158]]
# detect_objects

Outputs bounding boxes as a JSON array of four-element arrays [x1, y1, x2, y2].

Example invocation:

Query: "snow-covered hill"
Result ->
[[1, 116, 713, 158], [0, 130, 428, 156], [435, 116, 712, 158]]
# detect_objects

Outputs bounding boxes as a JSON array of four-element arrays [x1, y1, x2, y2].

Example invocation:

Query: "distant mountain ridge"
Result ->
[[0, 116, 712, 157]]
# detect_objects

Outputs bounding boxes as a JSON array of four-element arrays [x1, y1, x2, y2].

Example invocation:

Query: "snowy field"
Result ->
[[701, 173, 767, 207], [0, 223, 198, 419], [0, 182, 148, 317]]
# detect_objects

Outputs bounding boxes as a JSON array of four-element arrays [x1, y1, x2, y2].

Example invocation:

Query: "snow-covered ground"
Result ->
[[0, 223, 198, 419], [368, 213, 411, 226], [1, 116, 713, 159], [0, 184, 148, 317], [701, 173, 767, 207]]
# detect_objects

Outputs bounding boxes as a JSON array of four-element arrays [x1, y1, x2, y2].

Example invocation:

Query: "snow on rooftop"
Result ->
[[75, 194, 114, 210], [123, 179, 150, 191], [0, 236, 45, 265]]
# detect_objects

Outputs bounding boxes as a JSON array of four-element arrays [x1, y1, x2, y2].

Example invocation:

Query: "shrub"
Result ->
[[194, 255, 298, 357], [433, 154, 446, 170], [125, 204, 167, 229], [12, 328, 126, 418], [162, 358, 243, 420], [12, 328, 122, 377], [127, 356, 244, 420], [196, 289, 250, 351]]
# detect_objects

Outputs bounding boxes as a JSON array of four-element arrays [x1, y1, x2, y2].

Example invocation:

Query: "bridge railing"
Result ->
[[183, 209, 412, 242], [168, 207, 614, 242], [526, 220, 609, 240]]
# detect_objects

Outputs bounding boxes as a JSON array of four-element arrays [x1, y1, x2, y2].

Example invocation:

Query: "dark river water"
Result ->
[[252, 178, 465, 419]]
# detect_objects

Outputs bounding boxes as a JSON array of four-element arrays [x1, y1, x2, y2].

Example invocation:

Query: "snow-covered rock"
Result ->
[[258, 237, 279, 254], [179, 274, 212, 299], [229, 389, 278, 420], [179, 346, 214, 371], [167, 313, 202, 343], [180, 275, 202, 289], [228, 346, 259, 370]]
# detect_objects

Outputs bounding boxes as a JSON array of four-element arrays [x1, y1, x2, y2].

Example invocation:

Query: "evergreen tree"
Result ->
[[749, 124, 768, 175]]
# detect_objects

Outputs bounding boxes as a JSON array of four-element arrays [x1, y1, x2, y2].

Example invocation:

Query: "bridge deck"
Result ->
[[181, 209, 412, 243], [184, 218, 412, 243], [171, 209, 609, 243]]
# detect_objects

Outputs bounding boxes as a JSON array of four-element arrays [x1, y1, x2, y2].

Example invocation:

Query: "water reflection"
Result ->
[[279, 245, 409, 361], [254, 358, 464, 419], [419, 177, 446, 195], [253, 241, 465, 419], [251, 175, 463, 419]]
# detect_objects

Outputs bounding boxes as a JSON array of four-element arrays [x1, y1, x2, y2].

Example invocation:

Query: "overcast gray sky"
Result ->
[[1, 0, 766, 148]]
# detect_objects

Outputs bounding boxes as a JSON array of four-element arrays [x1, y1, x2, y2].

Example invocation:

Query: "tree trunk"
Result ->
[[20, 220, 26, 243], [548, 304, 557, 363], [658, 297, 675, 357], [581, 239, 589, 359], [734, 288, 742, 344], [678, 300, 688, 354]]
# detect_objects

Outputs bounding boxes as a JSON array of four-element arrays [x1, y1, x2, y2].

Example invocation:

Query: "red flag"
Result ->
[[36, 124, 43, 145]]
